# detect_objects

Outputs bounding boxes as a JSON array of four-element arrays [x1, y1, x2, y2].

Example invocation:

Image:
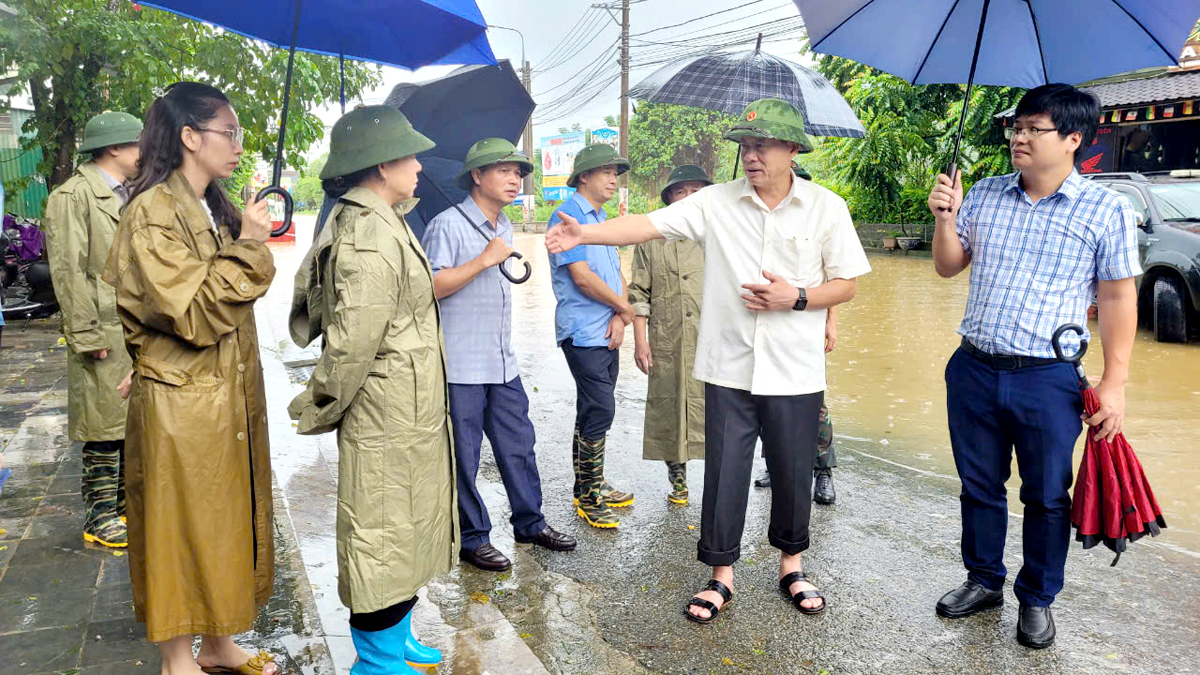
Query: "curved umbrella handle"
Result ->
[[256, 186, 294, 238], [1051, 323, 1088, 363], [500, 250, 532, 284]]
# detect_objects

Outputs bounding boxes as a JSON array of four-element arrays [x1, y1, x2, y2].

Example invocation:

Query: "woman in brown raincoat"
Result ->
[[629, 165, 712, 504], [103, 82, 279, 675], [288, 105, 456, 675]]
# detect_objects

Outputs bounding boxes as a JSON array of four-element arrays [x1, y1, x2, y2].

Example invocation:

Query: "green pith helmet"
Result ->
[[320, 105, 435, 180], [723, 98, 814, 153], [660, 164, 713, 205], [456, 138, 534, 190], [567, 143, 630, 188], [78, 112, 143, 154]]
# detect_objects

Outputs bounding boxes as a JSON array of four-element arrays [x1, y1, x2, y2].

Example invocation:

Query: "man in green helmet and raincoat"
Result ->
[[44, 111, 142, 548]]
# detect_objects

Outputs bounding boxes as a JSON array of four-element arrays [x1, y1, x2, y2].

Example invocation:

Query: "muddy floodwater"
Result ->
[[507, 236, 1200, 557]]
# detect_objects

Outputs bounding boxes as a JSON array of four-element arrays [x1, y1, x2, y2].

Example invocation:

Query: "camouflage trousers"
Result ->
[[816, 405, 836, 472], [81, 440, 127, 546]]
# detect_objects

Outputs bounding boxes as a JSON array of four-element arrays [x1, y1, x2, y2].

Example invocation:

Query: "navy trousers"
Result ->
[[945, 348, 1083, 607], [449, 376, 547, 550], [560, 340, 619, 441]]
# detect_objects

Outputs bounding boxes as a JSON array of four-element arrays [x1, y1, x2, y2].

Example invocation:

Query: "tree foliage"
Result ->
[[0, 0, 382, 192], [806, 48, 1023, 225], [628, 102, 738, 202], [291, 152, 327, 210]]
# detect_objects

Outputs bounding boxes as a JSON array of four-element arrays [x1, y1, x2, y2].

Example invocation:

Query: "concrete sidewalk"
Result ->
[[0, 320, 331, 675]]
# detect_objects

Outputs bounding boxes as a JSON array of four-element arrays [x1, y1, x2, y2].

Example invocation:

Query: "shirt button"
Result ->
[[237, 363, 246, 373], [237, 431, 246, 441], [239, 282, 250, 292], [686, 311, 693, 317], [682, 274, 690, 280]]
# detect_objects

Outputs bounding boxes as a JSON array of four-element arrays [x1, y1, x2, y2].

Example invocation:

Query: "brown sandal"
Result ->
[[200, 650, 278, 675]]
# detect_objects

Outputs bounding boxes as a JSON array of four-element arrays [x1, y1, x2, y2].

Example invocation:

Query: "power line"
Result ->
[[536, 13, 615, 75], [631, 0, 765, 37], [533, 7, 599, 66]]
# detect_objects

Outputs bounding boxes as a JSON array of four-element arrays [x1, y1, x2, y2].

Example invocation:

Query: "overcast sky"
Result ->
[[310, 0, 808, 157]]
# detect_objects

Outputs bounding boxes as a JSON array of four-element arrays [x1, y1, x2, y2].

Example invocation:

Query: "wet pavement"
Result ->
[[0, 322, 332, 674], [260, 219, 1200, 674]]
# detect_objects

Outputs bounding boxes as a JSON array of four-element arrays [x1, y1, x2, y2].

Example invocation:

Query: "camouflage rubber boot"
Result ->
[[576, 436, 619, 528], [572, 426, 583, 506], [117, 442, 127, 523], [666, 461, 688, 505], [592, 436, 634, 508], [81, 442, 127, 548]]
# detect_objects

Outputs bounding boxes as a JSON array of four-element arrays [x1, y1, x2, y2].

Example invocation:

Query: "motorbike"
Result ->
[[1, 214, 58, 325]]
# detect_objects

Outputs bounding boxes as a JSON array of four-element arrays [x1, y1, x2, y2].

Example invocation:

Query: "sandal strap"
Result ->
[[791, 589, 825, 610], [778, 570, 807, 592], [703, 579, 733, 603], [688, 597, 719, 615]]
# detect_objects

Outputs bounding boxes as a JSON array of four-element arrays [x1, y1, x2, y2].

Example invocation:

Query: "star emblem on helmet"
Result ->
[[747, 111, 758, 121]]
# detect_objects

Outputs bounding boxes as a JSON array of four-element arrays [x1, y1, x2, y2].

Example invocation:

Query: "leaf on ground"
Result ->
[[469, 592, 489, 605], [112, 551, 125, 557], [1107, 653, 1119, 659], [722, 658, 735, 666], [57, 337, 67, 346], [687, 525, 695, 530], [519, 633, 533, 639], [0, 546, 7, 552]]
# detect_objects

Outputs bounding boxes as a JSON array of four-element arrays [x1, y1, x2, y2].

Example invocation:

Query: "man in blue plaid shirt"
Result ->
[[927, 84, 1140, 650]]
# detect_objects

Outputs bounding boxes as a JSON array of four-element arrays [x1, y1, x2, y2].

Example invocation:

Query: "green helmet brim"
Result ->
[[455, 151, 535, 191], [724, 124, 814, 154]]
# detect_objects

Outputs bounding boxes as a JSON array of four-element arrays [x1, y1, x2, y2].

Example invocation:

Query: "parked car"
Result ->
[[1087, 171, 1200, 343]]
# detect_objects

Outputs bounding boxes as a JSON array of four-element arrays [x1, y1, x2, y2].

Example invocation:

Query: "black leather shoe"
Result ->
[[935, 581, 1003, 618], [459, 543, 512, 572], [813, 470, 836, 505], [1017, 605, 1055, 649], [754, 472, 771, 488], [515, 526, 577, 552]]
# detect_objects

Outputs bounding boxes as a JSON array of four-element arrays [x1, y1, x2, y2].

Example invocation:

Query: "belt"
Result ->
[[959, 337, 1060, 370]]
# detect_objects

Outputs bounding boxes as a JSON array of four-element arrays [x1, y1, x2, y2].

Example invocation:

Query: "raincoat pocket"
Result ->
[[136, 356, 225, 393]]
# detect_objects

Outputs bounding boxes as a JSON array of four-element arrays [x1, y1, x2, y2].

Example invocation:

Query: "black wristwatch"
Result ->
[[792, 287, 808, 311]]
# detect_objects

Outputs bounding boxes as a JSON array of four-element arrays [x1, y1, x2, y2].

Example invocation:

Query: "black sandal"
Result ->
[[684, 579, 734, 625], [779, 570, 826, 615]]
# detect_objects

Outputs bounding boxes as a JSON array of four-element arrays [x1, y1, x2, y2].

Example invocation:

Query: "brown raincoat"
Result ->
[[44, 162, 132, 441], [288, 187, 457, 613], [102, 171, 275, 642], [629, 238, 706, 463]]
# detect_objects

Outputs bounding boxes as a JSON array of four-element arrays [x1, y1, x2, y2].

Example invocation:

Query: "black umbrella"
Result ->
[[391, 60, 535, 283]]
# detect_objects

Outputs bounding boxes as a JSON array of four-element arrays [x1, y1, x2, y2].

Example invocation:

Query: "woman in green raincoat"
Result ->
[[629, 165, 712, 504], [288, 105, 455, 675]]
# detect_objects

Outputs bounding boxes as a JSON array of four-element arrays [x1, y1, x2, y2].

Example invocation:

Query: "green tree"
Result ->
[[291, 153, 328, 210], [603, 114, 618, 128], [627, 102, 738, 202], [0, 0, 382, 191]]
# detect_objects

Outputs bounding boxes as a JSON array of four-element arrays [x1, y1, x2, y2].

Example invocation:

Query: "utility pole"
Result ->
[[523, 59, 534, 229], [488, 24, 535, 229], [619, 0, 630, 194]]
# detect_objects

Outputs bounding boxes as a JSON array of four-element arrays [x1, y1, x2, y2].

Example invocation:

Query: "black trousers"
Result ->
[[349, 595, 418, 632], [560, 339, 619, 440], [699, 383, 823, 567]]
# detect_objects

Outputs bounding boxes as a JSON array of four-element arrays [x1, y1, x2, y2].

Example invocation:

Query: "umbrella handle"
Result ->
[[937, 161, 957, 213], [500, 251, 532, 284], [1051, 323, 1088, 363], [257, 186, 295, 238]]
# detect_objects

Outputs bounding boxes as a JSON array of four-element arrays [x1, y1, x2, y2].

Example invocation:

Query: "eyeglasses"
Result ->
[[197, 126, 245, 147], [1004, 126, 1058, 140]]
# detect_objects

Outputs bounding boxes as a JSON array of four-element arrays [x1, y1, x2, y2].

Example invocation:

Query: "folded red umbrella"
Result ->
[[1053, 324, 1167, 566]]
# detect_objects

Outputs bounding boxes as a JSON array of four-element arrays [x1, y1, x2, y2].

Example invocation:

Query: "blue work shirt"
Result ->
[[547, 192, 623, 347], [422, 196, 518, 385]]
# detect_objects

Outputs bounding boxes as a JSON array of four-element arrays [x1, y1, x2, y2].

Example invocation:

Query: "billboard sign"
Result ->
[[540, 131, 586, 202]]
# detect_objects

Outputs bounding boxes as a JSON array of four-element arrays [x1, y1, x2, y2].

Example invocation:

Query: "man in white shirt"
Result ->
[[546, 99, 871, 624]]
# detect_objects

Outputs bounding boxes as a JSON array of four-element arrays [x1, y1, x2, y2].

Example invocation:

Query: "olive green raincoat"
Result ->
[[102, 170, 276, 642], [629, 239, 706, 463], [288, 187, 457, 613], [44, 162, 132, 442]]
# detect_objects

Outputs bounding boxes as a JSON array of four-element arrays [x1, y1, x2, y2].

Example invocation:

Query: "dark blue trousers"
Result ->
[[945, 348, 1083, 607], [560, 339, 619, 441], [449, 376, 547, 550]]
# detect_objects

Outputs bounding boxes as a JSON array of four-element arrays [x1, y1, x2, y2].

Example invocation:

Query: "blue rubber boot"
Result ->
[[401, 612, 442, 667], [350, 623, 420, 675]]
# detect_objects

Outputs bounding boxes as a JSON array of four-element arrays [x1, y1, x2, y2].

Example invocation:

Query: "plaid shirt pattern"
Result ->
[[955, 171, 1142, 358]]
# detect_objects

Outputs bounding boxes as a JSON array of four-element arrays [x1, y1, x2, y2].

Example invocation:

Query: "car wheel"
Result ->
[[1153, 276, 1188, 343]]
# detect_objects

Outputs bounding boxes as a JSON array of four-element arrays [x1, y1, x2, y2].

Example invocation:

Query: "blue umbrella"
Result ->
[[140, 0, 496, 235], [792, 0, 1197, 176]]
